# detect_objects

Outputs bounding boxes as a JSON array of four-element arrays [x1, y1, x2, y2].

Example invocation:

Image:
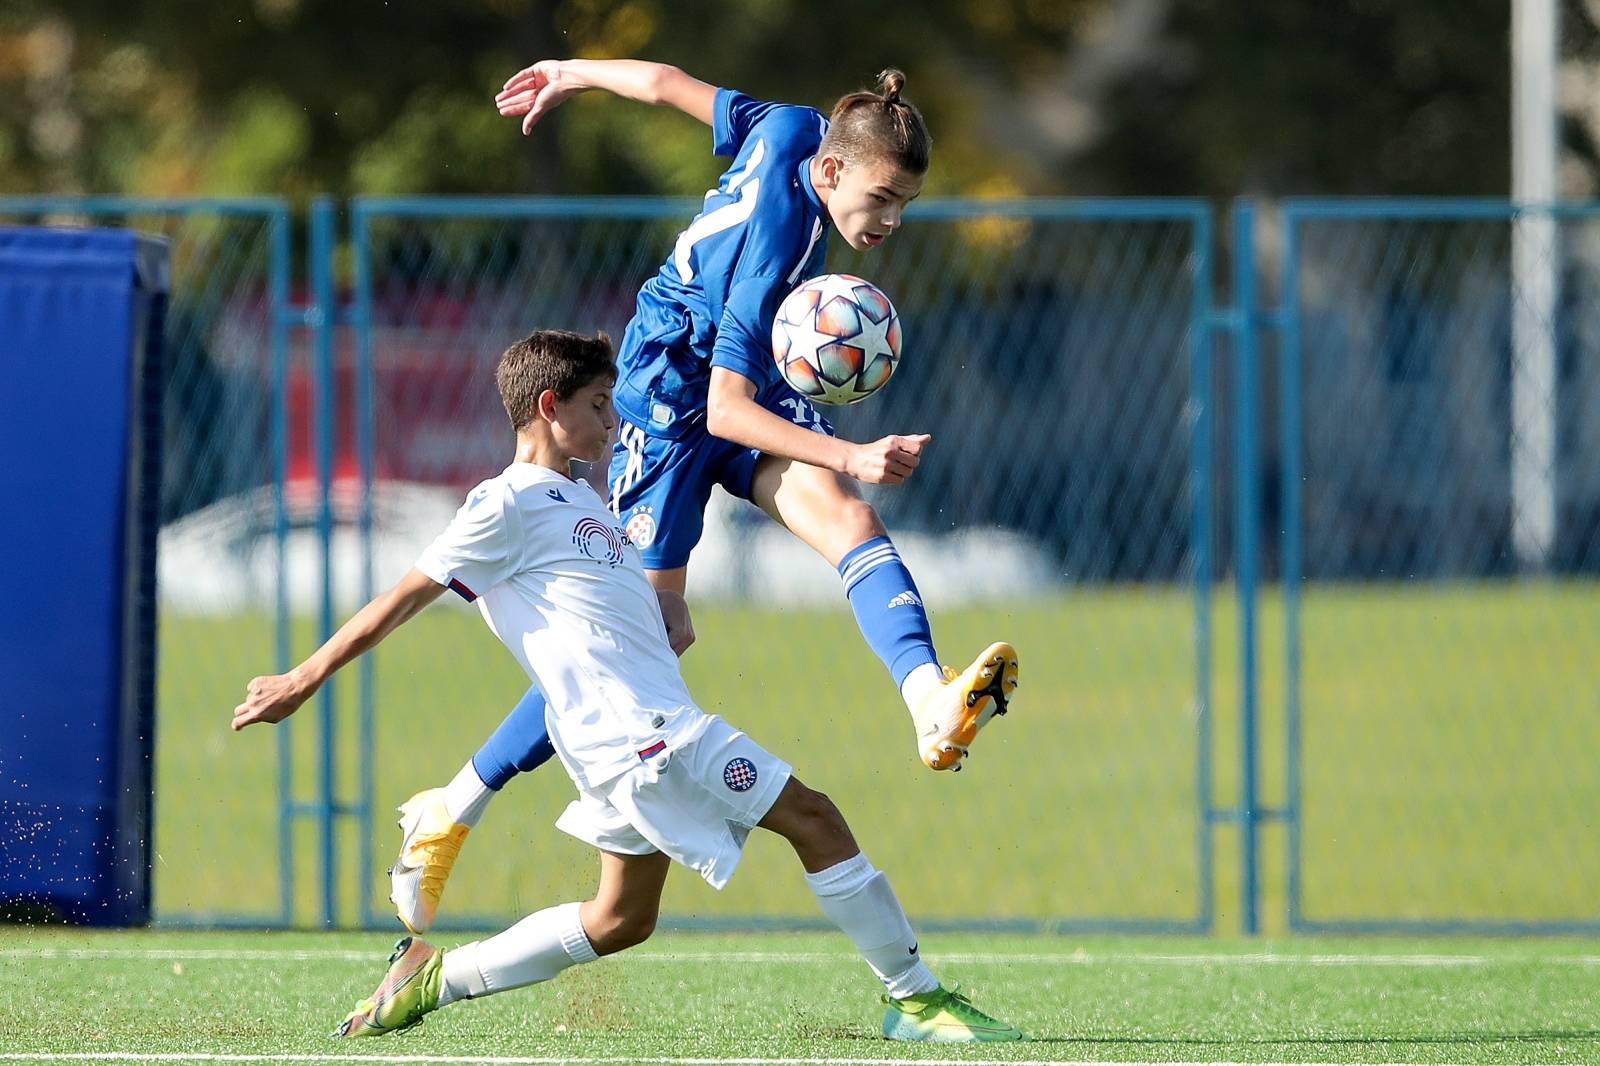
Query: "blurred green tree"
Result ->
[[1, 0, 1594, 199]]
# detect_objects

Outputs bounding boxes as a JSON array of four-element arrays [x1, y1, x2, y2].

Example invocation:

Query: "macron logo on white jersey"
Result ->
[[887, 591, 923, 609]]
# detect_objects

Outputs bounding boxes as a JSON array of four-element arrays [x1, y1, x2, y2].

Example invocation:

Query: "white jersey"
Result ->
[[414, 462, 706, 789]]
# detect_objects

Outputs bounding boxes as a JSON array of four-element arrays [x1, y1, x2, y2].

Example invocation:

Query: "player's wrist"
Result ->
[[287, 663, 323, 698], [836, 440, 862, 477]]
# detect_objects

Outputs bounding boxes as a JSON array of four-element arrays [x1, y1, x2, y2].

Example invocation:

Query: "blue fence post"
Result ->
[[351, 203, 379, 929], [1191, 206, 1216, 932], [270, 205, 295, 927], [1279, 206, 1304, 932], [310, 197, 338, 928], [1232, 199, 1262, 935]]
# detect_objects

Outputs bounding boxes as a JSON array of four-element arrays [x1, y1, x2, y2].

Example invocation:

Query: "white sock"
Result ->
[[443, 761, 494, 828], [438, 941, 487, 1006], [437, 900, 597, 1006], [899, 662, 945, 714], [805, 852, 939, 999]]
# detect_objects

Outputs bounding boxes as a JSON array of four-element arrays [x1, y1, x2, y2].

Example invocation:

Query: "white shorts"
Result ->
[[554, 714, 792, 890]]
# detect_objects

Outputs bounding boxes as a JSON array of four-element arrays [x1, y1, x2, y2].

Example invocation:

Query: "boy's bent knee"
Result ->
[[799, 786, 849, 835], [582, 904, 658, 956], [764, 779, 858, 870], [837, 498, 885, 543]]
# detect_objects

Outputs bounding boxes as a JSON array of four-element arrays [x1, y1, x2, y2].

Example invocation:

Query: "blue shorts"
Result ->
[[608, 393, 834, 570]]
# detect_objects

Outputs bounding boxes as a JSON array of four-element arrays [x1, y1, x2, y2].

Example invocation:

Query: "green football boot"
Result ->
[[882, 984, 1024, 1042], [332, 937, 443, 1038]]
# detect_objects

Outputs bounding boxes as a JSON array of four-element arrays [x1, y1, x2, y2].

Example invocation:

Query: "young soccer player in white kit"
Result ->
[[231, 330, 1021, 1043]]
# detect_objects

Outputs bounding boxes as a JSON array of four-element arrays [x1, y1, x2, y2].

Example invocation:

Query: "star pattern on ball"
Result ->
[[771, 274, 902, 405]]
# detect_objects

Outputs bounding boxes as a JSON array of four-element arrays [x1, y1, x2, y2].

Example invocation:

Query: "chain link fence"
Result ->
[[1279, 202, 1600, 931], [15, 197, 1593, 932]]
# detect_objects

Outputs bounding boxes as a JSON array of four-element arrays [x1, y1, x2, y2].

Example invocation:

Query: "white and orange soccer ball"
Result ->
[[771, 273, 901, 405]]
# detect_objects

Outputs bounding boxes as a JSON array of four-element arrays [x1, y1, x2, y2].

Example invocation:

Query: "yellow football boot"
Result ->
[[389, 789, 469, 934], [910, 642, 1019, 771]]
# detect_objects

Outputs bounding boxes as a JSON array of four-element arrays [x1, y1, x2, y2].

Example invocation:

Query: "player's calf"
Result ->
[[578, 901, 659, 956], [758, 778, 859, 872]]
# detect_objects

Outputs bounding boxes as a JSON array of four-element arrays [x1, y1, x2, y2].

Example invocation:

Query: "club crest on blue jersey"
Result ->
[[722, 757, 758, 792], [572, 517, 626, 567], [624, 506, 658, 549]]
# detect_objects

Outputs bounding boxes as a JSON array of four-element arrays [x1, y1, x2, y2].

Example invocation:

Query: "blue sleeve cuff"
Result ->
[[711, 86, 741, 156], [709, 344, 771, 386]]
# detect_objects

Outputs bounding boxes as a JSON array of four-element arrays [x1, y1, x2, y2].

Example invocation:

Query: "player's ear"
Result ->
[[537, 388, 560, 424], [818, 153, 844, 189]]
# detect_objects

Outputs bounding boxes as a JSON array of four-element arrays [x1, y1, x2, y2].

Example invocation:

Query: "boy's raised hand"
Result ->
[[654, 587, 696, 656], [497, 61, 580, 135], [232, 670, 315, 730], [845, 433, 932, 486]]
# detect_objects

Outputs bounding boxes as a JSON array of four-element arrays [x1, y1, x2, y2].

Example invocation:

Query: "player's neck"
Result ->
[[808, 156, 831, 207], [513, 432, 577, 476]]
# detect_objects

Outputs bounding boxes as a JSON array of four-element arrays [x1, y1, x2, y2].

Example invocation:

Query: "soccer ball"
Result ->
[[771, 273, 901, 405]]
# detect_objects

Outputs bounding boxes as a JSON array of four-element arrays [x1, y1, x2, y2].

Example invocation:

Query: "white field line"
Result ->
[[3, 946, 1600, 967], [0, 1049, 1548, 1056]]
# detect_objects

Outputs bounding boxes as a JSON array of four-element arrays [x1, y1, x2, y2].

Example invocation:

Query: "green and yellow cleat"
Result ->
[[882, 984, 1024, 1042], [910, 641, 1020, 771], [390, 789, 469, 934], [332, 937, 443, 1038]]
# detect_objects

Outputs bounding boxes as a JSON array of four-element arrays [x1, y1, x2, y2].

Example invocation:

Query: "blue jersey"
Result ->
[[612, 88, 831, 440]]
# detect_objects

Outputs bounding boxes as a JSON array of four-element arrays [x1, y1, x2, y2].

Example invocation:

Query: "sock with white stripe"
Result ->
[[438, 901, 598, 1005], [836, 536, 940, 697], [805, 851, 940, 999]]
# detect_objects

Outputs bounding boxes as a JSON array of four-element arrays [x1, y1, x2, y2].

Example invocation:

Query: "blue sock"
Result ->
[[837, 536, 940, 687], [471, 684, 556, 790]]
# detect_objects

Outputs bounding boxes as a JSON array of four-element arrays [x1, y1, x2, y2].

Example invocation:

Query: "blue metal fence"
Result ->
[[9, 195, 1596, 932], [1274, 200, 1600, 933]]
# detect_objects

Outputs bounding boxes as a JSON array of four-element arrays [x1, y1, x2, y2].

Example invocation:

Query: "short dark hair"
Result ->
[[819, 68, 932, 174], [495, 329, 616, 432]]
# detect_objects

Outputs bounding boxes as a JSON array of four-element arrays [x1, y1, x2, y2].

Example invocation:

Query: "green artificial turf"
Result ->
[[151, 583, 1600, 934], [2, 930, 1598, 1064]]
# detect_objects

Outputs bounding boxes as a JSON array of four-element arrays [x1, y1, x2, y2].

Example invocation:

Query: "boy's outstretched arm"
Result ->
[[707, 367, 931, 486], [231, 568, 446, 731], [496, 60, 716, 134]]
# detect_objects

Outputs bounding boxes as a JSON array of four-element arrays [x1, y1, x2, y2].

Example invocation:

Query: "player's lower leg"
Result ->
[[437, 900, 600, 1003], [836, 535, 1020, 771], [391, 685, 556, 932], [802, 850, 1022, 1041], [334, 902, 600, 1037]]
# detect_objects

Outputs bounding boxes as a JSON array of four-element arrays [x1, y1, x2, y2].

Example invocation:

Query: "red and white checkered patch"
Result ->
[[722, 757, 758, 792]]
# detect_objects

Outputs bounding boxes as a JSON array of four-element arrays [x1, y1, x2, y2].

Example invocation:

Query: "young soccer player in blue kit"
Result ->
[[388, 60, 1021, 934]]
